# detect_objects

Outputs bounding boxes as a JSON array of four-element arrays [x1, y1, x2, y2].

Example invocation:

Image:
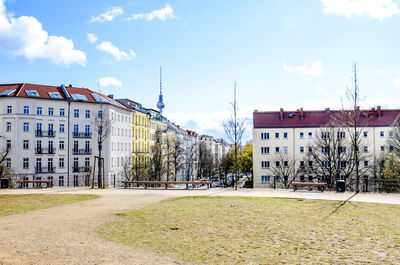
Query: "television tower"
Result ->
[[157, 66, 165, 116]]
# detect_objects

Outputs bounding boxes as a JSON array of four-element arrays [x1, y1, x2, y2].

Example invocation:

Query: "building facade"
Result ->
[[253, 107, 400, 189]]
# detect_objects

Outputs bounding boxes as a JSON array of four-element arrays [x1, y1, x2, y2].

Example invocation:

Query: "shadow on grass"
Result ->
[[328, 192, 358, 216]]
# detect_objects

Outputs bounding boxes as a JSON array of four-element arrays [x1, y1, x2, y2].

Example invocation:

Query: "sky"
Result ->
[[1, 0, 400, 141]]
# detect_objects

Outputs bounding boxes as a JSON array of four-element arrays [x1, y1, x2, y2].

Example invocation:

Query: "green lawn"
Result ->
[[0, 194, 99, 217], [98, 196, 400, 265]]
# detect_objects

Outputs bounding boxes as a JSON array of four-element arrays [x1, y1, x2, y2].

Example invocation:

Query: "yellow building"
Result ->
[[145, 108, 167, 146]]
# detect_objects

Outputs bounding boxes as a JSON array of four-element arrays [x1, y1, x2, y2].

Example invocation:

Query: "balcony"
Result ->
[[72, 149, 92, 155], [35, 148, 56, 154], [35, 130, 56, 137], [72, 166, 91, 173], [35, 167, 56, 173], [72, 132, 92, 138]]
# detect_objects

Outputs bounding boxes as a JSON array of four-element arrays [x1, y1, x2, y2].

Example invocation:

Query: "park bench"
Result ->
[[291, 182, 326, 192], [122, 181, 212, 189], [17, 180, 52, 188]]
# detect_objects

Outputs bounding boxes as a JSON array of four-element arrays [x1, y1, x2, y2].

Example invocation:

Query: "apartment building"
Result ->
[[253, 107, 400, 188], [0, 83, 131, 187]]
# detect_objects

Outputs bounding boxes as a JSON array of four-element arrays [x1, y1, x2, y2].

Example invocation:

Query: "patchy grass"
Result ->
[[98, 196, 400, 265], [0, 194, 99, 217]]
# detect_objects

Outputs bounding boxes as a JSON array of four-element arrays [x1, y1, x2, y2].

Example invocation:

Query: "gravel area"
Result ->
[[0, 187, 398, 264]]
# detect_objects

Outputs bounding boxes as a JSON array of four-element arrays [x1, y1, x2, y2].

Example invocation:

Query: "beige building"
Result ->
[[253, 107, 400, 189]]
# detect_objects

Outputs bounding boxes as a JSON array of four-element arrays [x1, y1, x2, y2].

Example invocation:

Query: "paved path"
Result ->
[[0, 188, 399, 264]]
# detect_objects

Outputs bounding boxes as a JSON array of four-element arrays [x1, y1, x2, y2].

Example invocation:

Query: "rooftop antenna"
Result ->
[[157, 66, 165, 115]]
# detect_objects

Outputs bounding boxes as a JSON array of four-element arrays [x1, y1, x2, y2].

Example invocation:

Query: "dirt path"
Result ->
[[0, 190, 185, 265]]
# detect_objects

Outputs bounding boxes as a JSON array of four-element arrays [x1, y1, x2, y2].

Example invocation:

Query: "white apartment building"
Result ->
[[0, 83, 131, 187], [253, 107, 400, 189]]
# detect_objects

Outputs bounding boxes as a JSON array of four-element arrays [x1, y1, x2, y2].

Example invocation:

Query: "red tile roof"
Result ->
[[0, 83, 128, 109], [253, 108, 400, 128]]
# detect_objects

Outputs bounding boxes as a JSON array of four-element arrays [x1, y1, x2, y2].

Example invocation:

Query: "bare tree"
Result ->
[[334, 63, 370, 193], [120, 157, 133, 182], [132, 151, 148, 181], [222, 82, 246, 190], [388, 118, 400, 157], [270, 153, 297, 189], [164, 135, 174, 181], [171, 136, 185, 181], [93, 104, 112, 188], [148, 130, 166, 181], [197, 141, 214, 180], [216, 150, 234, 186], [184, 142, 197, 181], [0, 136, 12, 181]]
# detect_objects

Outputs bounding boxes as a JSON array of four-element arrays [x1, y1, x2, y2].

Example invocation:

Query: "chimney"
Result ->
[[279, 108, 284, 120], [300, 107, 304, 120], [325, 107, 330, 114], [377, 106, 382, 117], [69, 84, 72, 87], [108, 94, 114, 99]]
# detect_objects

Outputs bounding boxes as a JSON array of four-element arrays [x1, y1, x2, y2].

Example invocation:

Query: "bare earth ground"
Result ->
[[0, 187, 399, 264]]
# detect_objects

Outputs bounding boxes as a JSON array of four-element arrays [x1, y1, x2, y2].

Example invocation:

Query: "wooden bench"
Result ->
[[291, 182, 326, 192], [122, 181, 212, 189], [17, 180, 52, 188]]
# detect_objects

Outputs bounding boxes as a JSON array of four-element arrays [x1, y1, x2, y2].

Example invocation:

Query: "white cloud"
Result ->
[[321, 0, 400, 20], [127, 4, 177, 21], [376, 69, 385, 74], [393, 77, 400, 87], [99, 76, 122, 87], [314, 85, 327, 95], [89, 7, 123, 23], [283, 61, 323, 76], [96, 41, 135, 61], [87, 33, 97, 44], [0, 0, 86, 67]]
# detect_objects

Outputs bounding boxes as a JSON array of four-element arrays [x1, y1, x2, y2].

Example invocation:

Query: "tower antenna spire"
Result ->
[[157, 66, 165, 115]]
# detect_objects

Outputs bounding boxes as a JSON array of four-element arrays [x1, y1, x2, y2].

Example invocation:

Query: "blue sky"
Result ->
[[1, 0, 400, 140]]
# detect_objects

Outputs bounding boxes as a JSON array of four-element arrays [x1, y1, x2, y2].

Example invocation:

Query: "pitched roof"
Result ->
[[0, 83, 129, 110], [253, 108, 400, 128]]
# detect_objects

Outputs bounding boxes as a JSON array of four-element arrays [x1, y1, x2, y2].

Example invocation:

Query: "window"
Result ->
[[60, 108, 65, 116], [36, 158, 42, 172], [380, 131, 384, 137], [283, 146, 288, 153], [300, 146, 304, 153], [25, 90, 40, 97], [48, 141, 54, 153], [73, 141, 78, 152], [338, 161, 347, 168], [98, 110, 103, 119], [308, 161, 313, 168], [23, 122, 29, 132], [7, 105, 12, 114], [71, 94, 88, 101], [85, 110, 90, 118], [380, 146, 385, 152], [364, 160, 369, 167], [363, 146, 368, 153], [59, 176, 64, 187], [337, 131, 346, 139], [85, 141, 90, 152], [73, 125, 79, 135], [275, 132, 279, 139], [389, 131, 394, 138], [261, 176, 271, 183], [48, 124, 54, 135], [48, 92, 62, 99], [85, 125, 90, 135], [275, 161, 280, 168], [283, 161, 288, 167], [74, 109, 79, 118], [74, 175, 79, 187], [338, 146, 346, 154], [321, 132, 330, 139], [59, 141, 65, 150], [308, 132, 313, 138], [275, 147, 280, 153], [85, 157, 90, 168], [23, 158, 29, 169], [308, 146, 313, 152], [48, 158, 54, 172], [36, 107, 42, 115], [48, 108, 54, 116], [59, 158, 65, 168], [6, 122, 11, 132], [283, 132, 288, 139], [321, 146, 329, 153], [261, 133, 269, 140], [5, 158, 11, 168], [261, 147, 269, 154], [300, 161, 305, 168], [23, 140, 29, 149], [390, 145, 394, 152], [300, 132, 304, 139], [363, 131, 368, 137], [322, 161, 330, 168], [261, 161, 270, 168], [23, 106, 29, 114], [6, 140, 11, 150]]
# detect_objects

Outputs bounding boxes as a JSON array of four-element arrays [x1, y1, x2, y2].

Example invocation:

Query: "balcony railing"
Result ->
[[72, 132, 92, 138], [35, 166, 56, 173], [35, 148, 56, 154], [35, 130, 56, 137], [72, 149, 92, 155], [72, 166, 91, 173]]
